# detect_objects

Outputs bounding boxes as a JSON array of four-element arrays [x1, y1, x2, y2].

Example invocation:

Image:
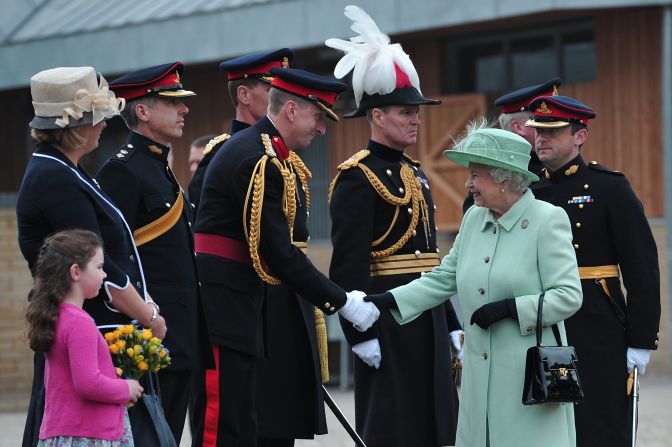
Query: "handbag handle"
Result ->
[[535, 293, 563, 347]]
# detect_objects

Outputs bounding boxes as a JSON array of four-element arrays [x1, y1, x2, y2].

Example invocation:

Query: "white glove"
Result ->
[[339, 290, 380, 332], [352, 338, 381, 369], [627, 347, 651, 375], [450, 330, 464, 363]]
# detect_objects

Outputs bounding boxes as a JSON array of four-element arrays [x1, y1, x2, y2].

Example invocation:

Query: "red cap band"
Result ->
[[271, 77, 337, 107], [500, 87, 556, 113], [227, 60, 285, 81]]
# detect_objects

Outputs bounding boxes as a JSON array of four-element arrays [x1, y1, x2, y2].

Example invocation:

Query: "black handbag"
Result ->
[[128, 372, 177, 447], [522, 293, 584, 405]]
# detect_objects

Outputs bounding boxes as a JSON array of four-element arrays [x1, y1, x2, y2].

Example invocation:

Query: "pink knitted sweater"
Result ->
[[40, 303, 130, 440]]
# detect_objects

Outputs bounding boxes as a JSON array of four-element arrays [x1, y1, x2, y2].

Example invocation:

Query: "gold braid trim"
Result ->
[[288, 151, 312, 210], [202, 133, 230, 156], [242, 135, 301, 285], [314, 308, 329, 382], [271, 157, 297, 241], [244, 155, 281, 285]]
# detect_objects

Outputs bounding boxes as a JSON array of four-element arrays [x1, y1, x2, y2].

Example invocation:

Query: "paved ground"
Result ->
[[2, 377, 671, 447]]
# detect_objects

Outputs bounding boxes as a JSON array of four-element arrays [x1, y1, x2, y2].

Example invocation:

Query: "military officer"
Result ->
[[527, 95, 661, 447], [194, 67, 379, 446], [326, 7, 461, 446], [96, 62, 214, 444], [463, 77, 562, 214], [188, 48, 294, 214]]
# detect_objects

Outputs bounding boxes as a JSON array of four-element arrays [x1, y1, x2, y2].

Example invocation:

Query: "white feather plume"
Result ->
[[325, 5, 422, 107]]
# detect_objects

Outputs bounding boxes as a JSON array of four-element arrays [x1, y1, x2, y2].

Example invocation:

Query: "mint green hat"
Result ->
[[443, 128, 539, 182]]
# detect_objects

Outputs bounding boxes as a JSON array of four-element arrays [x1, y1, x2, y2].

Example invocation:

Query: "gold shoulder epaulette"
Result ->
[[403, 153, 421, 166], [337, 150, 370, 171], [202, 133, 231, 156]]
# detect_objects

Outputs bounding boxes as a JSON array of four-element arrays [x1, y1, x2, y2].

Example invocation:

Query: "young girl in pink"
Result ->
[[26, 229, 144, 447]]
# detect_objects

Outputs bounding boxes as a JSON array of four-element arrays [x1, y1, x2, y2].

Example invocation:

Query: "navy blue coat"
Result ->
[[16, 143, 145, 329]]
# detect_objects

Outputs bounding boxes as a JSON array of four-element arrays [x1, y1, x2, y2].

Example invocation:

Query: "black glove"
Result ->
[[470, 299, 518, 329], [363, 292, 398, 310]]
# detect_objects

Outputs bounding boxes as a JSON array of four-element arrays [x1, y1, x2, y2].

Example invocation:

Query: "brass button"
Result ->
[[478, 288, 485, 295], [575, 222, 582, 228], [412, 230, 417, 236], [407, 208, 413, 214], [574, 244, 580, 249], [434, 204, 437, 210], [165, 202, 171, 208], [324, 302, 331, 309], [386, 169, 392, 176], [399, 187, 404, 194], [584, 184, 589, 190], [484, 256, 490, 263], [330, 307, 336, 312], [579, 204, 584, 209], [130, 255, 135, 262], [414, 250, 421, 257], [436, 248, 440, 253]]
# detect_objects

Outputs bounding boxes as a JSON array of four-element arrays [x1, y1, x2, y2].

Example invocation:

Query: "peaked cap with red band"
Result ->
[[219, 48, 294, 83], [495, 77, 562, 113], [109, 62, 196, 102], [525, 95, 596, 128], [325, 5, 440, 119], [269, 67, 346, 122]]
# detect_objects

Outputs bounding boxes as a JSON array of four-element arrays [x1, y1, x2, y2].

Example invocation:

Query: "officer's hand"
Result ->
[[352, 339, 381, 369], [627, 348, 651, 375], [469, 299, 517, 330], [449, 330, 464, 363], [339, 290, 380, 332], [363, 292, 397, 310]]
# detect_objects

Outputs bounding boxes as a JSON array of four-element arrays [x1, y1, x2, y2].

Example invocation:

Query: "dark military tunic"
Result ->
[[195, 116, 346, 355], [194, 116, 346, 445], [256, 153, 327, 440], [532, 155, 660, 447], [96, 131, 212, 371], [329, 140, 460, 447], [16, 143, 147, 447], [188, 119, 249, 212]]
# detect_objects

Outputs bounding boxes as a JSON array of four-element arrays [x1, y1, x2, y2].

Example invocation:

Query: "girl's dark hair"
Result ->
[[26, 229, 103, 352]]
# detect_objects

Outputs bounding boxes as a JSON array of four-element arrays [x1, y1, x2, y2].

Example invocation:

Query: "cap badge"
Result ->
[[537, 102, 552, 114], [175, 71, 181, 83], [149, 145, 163, 155], [552, 85, 559, 96], [564, 165, 579, 176], [282, 57, 289, 68]]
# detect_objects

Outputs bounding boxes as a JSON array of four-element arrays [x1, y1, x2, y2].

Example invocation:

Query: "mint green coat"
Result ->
[[390, 190, 582, 447]]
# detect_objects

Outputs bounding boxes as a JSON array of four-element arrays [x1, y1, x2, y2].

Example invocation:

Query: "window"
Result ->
[[443, 20, 595, 94]]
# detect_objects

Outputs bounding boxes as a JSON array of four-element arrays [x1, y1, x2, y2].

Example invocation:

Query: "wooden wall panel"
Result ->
[[560, 8, 663, 217]]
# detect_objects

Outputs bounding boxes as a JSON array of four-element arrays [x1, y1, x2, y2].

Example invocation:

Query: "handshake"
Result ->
[[339, 290, 381, 332]]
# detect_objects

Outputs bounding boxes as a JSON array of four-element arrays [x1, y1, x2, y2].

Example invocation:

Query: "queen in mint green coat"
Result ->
[[386, 127, 582, 447]]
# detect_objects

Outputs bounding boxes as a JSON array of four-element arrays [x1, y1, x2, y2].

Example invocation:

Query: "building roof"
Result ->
[[1, 0, 671, 90]]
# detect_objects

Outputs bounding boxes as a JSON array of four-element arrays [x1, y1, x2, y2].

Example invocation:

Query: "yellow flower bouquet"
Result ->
[[104, 324, 171, 380]]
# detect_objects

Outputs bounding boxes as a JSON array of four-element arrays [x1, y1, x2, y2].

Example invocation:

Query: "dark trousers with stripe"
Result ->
[[196, 344, 257, 447]]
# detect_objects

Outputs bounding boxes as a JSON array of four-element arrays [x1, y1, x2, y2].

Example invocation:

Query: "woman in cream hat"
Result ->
[[365, 121, 583, 447], [17, 67, 166, 447]]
